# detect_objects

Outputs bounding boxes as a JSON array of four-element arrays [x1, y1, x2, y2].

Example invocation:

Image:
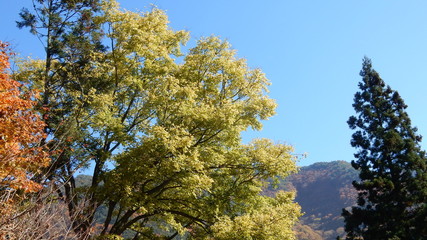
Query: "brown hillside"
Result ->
[[267, 161, 359, 240]]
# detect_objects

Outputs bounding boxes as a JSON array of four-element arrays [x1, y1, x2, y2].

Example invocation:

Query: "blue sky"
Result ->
[[2, 0, 427, 166]]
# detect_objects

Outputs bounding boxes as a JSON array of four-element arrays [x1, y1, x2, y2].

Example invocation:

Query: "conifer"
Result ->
[[343, 58, 427, 239]]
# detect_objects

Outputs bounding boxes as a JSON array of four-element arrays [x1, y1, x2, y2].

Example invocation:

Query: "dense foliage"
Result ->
[[0, 41, 51, 239], [0, 42, 48, 193], [8, 0, 302, 239], [343, 58, 427, 239]]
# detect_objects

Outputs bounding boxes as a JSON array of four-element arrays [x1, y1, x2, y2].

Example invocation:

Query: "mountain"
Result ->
[[267, 160, 359, 240]]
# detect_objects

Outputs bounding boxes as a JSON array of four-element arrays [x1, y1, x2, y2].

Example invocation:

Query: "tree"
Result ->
[[0, 41, 49, 193], [0, 41, 50, 239], [343, 57, 427, 239], [16, 0, 106, 234], [16, 0, 302, 239]]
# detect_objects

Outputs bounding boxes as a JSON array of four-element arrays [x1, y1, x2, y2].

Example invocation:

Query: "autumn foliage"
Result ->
[[0, 41, 48, 192]]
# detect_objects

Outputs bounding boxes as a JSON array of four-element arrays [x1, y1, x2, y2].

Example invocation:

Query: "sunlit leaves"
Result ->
[[211, 192, 301, 240], [10, 1, 301, 238], [0, 42, 48, 192], [91, 2, 299, 238]]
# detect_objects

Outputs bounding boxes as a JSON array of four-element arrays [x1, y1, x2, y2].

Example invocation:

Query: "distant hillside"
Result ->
[[267, 160, 359, 240]]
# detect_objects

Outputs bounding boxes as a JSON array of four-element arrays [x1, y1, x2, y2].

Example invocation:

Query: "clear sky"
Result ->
[[2, 0, 427, 166]]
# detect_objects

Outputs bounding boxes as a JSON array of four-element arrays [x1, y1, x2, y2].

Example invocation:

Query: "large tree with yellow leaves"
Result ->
[[16, 1, 301, 239]]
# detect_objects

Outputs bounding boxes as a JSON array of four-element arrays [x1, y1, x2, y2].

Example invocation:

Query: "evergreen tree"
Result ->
[[16, 0, 106, 236], [343, 57, 427, 239]]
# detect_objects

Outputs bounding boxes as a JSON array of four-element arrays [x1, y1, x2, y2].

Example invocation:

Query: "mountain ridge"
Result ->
[[268, 160, 359, 240]]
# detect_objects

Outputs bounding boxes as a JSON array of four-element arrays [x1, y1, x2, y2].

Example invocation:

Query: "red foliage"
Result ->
[[0, 42, 49, 192]]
